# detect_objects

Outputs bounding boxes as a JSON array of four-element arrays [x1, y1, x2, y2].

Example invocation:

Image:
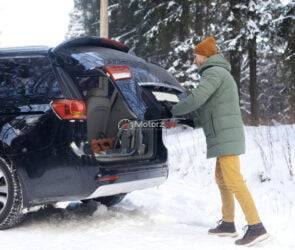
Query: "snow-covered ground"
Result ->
[[0, 125, 294, 250]]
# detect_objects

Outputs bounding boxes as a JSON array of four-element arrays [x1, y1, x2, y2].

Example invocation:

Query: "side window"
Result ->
[[32, 71, 64, 98], [0, 56, 64, 99]]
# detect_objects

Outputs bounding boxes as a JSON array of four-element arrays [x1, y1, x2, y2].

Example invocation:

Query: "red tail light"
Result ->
[[51, 99, 87, 120], [104, 65, 132, 81]]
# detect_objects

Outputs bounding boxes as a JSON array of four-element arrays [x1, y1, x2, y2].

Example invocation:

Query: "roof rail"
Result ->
[[0, 46, 50, 56], [52, 36, 129, 54]]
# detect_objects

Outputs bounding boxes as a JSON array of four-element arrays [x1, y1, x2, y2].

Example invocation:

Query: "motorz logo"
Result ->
[[118, 119, 178, 129]]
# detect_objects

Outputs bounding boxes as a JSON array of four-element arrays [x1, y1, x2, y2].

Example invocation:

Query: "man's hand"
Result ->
[[178, 118, 195, 128]]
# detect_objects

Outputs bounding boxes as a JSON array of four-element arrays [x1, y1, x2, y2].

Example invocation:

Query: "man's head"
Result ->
[[193, 36, 218, 66]]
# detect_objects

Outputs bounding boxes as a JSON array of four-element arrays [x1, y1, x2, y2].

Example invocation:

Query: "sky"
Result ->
[[0, 0, 73, 48], [0, 0, 291, 48]]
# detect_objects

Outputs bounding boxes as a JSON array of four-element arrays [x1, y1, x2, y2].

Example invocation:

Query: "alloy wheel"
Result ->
[[0, 169, 8, 214]]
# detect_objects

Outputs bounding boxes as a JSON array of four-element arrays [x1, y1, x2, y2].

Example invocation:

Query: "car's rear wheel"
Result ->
[[0, 157, 23, 230]]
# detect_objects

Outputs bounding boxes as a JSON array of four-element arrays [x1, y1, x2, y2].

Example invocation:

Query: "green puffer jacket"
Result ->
[[171, 54, 245, 159]]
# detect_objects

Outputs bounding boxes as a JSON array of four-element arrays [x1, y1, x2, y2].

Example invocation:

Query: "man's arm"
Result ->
[[171, 68, 222, 116]]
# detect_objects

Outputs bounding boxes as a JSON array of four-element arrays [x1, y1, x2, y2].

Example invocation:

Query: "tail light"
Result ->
[[51, 99, 86, 120], [104, 65, 132, 81]]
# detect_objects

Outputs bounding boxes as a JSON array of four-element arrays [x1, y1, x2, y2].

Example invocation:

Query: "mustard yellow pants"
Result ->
[[215, 155, 261, 225]]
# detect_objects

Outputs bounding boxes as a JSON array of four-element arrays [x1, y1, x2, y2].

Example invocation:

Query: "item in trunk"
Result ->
[[86, 77, 113, 141], [90, 137, 115, 153]]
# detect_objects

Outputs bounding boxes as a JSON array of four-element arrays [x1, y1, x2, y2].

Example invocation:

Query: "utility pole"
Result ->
[[100, 0, 109, 38]]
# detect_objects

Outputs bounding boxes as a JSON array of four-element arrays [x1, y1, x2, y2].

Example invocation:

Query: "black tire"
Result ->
[[92, 194, 126, 207], [0, 157, 24, 230]]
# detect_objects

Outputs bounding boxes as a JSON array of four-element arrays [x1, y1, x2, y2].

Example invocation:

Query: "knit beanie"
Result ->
[[194, 36, 218, 57]]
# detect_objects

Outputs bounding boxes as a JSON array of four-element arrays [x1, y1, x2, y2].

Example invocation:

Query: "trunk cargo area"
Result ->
[[54, 45, 187, 163]]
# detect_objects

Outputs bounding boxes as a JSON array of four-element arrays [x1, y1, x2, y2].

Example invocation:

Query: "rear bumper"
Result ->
[[85, 176, 166, 199], [85, 161, 169, 199]]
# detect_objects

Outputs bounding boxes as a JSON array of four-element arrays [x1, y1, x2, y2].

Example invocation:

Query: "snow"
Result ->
[[145, 26, 159, 40], [168, 1, 175, 9], [0, 125, 294, 249]]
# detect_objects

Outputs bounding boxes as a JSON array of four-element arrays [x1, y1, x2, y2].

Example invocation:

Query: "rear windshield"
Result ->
[[56, 47, 182, 90]]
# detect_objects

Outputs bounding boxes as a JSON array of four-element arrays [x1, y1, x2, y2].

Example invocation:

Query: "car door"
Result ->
[[0, 54, 94, 204]]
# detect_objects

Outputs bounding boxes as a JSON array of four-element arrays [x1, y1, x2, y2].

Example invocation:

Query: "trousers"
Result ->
[[215, 155, 261, 225]]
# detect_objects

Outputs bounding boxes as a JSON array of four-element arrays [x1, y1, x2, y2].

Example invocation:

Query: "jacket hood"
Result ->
[[198, 54, 231, 74]]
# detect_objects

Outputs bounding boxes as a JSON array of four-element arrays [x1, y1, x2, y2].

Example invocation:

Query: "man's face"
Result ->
[[193, 54, 207, 67]]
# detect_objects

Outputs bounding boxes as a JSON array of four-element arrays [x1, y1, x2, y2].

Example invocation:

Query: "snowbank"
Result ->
[[0, 125, 294, 250]]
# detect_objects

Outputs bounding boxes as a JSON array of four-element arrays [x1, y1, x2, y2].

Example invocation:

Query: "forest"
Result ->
[[67, 0, 294, 125]]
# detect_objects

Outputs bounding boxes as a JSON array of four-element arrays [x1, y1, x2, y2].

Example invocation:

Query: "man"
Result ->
[[169, 37, 269, 246]]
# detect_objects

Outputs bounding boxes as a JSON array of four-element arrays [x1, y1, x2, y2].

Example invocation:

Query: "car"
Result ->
[[0, 37, 188, 229]]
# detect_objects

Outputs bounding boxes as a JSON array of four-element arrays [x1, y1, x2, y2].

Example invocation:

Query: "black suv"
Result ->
[[0, 37, 187, 229]]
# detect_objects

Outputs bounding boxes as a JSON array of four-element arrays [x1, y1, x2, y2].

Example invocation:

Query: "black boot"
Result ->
[[208, 220, 238, 237], [235, 223, 269, 246]]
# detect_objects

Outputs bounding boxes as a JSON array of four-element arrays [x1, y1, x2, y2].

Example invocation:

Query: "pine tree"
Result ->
[[66, 1, 86, 39], [66, 0, 294, 124], [221, 0, 247, 100], [277, 2, 295, 122], [67, 0, 100, 38]]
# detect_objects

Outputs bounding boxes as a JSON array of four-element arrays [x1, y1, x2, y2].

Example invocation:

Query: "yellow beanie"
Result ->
[[194, 36, 218, 57]]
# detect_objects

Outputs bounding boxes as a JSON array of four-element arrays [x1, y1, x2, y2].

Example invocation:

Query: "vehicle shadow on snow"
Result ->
[[21, 201, 99, 226], [20, 199, 150, 228]]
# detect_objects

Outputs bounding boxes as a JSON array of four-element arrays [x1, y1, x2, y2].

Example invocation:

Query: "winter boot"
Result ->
[[208, 220, 238, 237], [235, 223, 269, 246]]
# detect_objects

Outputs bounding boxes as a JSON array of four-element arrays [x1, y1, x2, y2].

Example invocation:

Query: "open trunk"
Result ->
[[53, 42, 188, 163], [80, 75, 157, 162]]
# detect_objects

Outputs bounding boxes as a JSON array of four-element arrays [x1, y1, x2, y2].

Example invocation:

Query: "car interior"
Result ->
[[83, 76, 150, 159]]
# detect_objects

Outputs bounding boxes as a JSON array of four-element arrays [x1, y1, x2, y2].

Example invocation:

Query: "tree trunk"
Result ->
[[227, 0, 245, 102], [194, 1, 203, 37], [248, 35, 259, 125], [287, 12, 295, 123], [178, 2, 190, 41], [100, 0, 109, 38], [229, 51, 242, 101]]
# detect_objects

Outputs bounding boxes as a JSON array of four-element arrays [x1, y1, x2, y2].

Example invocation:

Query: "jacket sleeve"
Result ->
[[171, 68, 222, 116]]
